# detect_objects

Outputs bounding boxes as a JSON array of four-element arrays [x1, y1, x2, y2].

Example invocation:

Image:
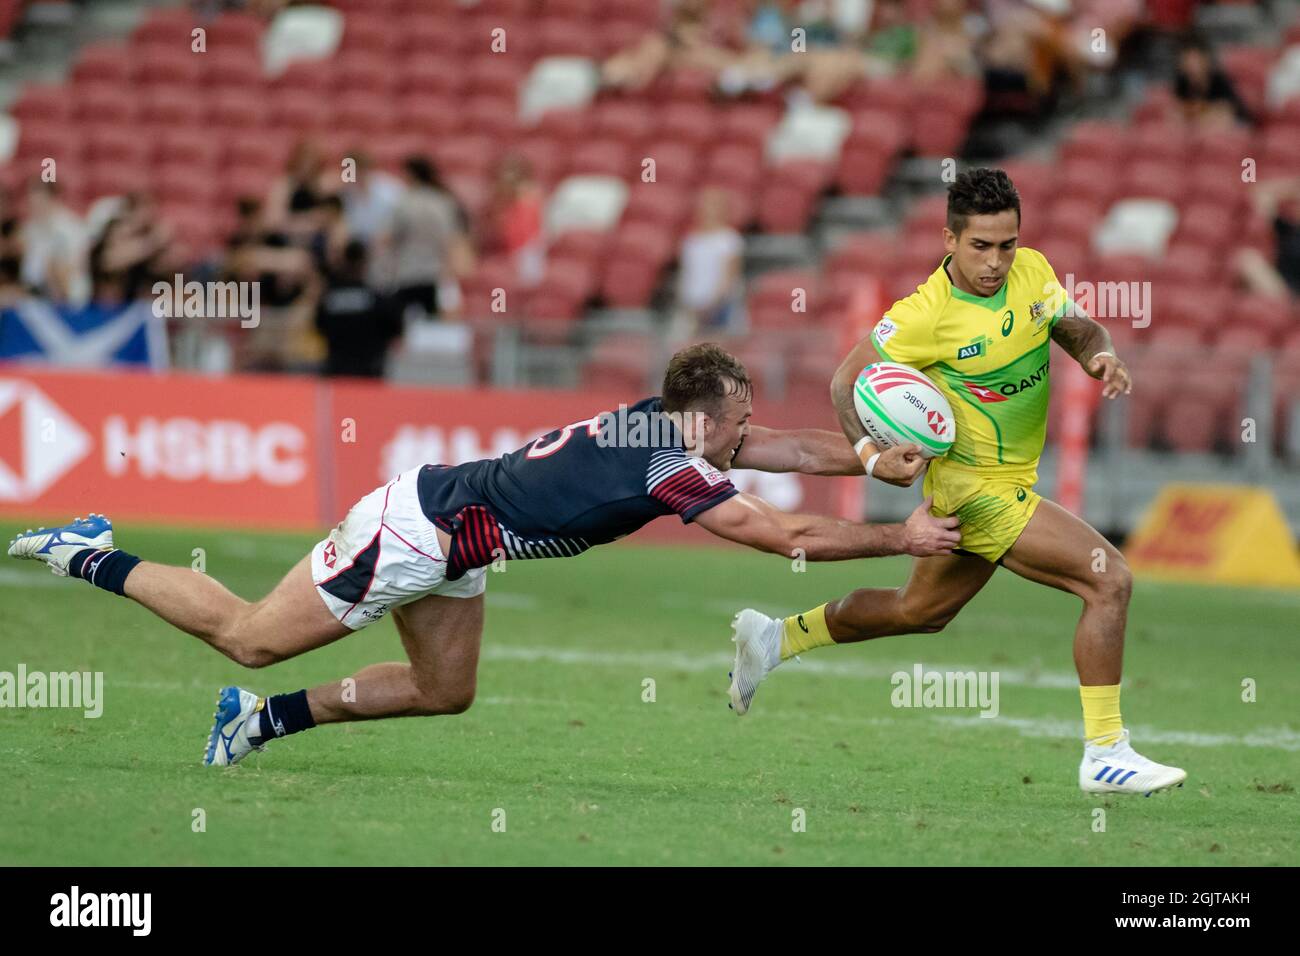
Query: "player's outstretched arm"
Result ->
[[734, 425, 929, 480], [732, 425, 863, 475], [829, 337, 928, 487], [692, 492, 960, 560], [1051, 310, 1132, 399]]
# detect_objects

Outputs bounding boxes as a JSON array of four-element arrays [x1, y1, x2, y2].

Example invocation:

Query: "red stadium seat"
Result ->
[[132, 8, 198, 47], [621, 181, 691, 232], [268, 90, 336, 132], [1061, 120, 1130, 166], [399, 56, 467, 97], [145, 86, 209, 126], [568, 139, 633, 179], [72, 86, 141, 126], [548, 230, 611, 273], [398, 93, 465, 140], [512, 135, 567, 188], [435, 136, 496, 176], [71, 43, 136, 88], [337, 12, 403, 57], [209, 89, 271, 130], [722, 102, 783, 147], [1057, 160, 1119, 208], [334, 93, 402, 137], [1213, 325, 1272, 356], [910, 109, 970, 157], [704, 143, 764, 190], [85, 126, 152, 166], [204, 47, 263, 90], [271, 61, 334, 97], [207, 12, 264, 52], [332, 50, 399, 95], [1230, 293, 1295, 338], [593, 99, 658, 146], [135, 46, 206, 87], [824, 232, 898, 278], [154, 128, 224, 168], [9, 85, 72, 124], [1121, 160, 1186, 205], [536, 17, 601, 58], [639, 139, 700, 188], [659, 103, 720, 146]]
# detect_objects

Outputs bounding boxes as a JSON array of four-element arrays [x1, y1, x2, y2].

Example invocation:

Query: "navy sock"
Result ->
[[69, 548, 141, 596], [260, 690, 316, 741]]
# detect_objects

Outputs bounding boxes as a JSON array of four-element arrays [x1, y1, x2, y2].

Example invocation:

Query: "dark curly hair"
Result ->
[[947, 168, 1021, 237]]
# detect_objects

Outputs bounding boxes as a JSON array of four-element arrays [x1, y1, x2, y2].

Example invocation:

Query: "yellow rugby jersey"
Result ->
[[871, 246, 1066, 469]]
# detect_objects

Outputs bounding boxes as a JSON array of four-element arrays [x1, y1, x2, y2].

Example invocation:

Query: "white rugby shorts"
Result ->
[[310, 467, 486, 630]]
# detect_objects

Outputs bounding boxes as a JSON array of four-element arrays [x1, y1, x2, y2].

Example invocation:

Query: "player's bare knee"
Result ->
[[1102, 553, 1133, 606], [411, 682, 475, 716]]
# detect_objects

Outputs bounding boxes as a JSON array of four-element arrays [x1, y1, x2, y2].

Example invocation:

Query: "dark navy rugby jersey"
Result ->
[[417, 397, 739, 579]]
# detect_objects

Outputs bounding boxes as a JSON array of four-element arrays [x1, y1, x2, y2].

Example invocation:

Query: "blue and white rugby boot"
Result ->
[[7, 514, 113, 576], [1079, 729, 1186, 796], [204, 686, 266, 767]]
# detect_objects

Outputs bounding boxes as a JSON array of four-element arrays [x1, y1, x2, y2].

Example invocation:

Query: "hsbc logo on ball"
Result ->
[[0, 380, 92, 501], [926, 409, 950, 438]]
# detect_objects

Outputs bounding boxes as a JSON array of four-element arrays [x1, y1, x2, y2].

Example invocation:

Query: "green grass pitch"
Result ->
[[2, 524, 1296, 866]]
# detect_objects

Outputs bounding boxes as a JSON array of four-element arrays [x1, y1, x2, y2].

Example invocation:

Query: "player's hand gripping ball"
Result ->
[[853, 362, 956, 459]]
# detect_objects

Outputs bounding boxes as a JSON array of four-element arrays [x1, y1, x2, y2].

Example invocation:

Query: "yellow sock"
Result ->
[[1080, 684, 1123, 747], [780, 604, 836, 660]]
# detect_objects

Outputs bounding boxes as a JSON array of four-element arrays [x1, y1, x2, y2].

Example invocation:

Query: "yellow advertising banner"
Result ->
[[1125, 484, 1300, 588]]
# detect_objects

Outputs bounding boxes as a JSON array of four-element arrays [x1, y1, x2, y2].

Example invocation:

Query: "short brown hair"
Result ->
[[661, 343, 752, 416]]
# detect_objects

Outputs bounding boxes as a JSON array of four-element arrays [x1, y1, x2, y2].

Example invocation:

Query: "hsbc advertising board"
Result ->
[[0, 368, 833, 537]]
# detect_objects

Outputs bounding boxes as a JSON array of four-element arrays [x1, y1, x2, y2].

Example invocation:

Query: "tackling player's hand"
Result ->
[[1087, 352, 1132, 399], [902, 496, 961, 557], [872, 442, 928, 487]]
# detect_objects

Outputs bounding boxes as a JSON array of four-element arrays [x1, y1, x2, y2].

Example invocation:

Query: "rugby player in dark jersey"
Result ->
[[9, 344, 958, 765]]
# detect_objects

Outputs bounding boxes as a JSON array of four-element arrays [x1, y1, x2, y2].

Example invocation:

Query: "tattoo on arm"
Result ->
[[1050, 312, 1113, 366]]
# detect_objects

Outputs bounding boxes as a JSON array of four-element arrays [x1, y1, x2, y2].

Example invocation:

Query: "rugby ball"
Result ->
[[853, 362, 956, 459]]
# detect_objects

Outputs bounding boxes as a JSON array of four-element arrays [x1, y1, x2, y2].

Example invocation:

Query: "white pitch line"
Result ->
[[482, 644, 1089, 690], [930, 714, 1300, 752]]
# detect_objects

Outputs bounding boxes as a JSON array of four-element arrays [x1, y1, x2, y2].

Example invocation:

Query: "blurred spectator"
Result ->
[[340, 149, 403, 243], [21, 179, 89, 305], [224, 196, 314, 310], [265, 138, 334, 236], [88, 193, 176, 306], [378, 155, 474, 322], [0, 185, 23, 307], [1172, 34, 1250, 128], [673, 188, 745, 338], [865, 0, 919, 71], [602, 0, 741, 92], [315, 238, 402, 378], [1235, 176, 1300, 299], [485, 154, 545, 287], [982, 0, 1084, 112], [913, 0, 982, 83]]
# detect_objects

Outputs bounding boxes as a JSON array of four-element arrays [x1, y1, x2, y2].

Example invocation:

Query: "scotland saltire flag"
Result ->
[[0, 299, 168, 369]]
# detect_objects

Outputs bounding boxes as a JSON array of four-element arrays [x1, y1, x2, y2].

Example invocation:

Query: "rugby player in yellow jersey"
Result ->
[[729, 168, 1186, 795]]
